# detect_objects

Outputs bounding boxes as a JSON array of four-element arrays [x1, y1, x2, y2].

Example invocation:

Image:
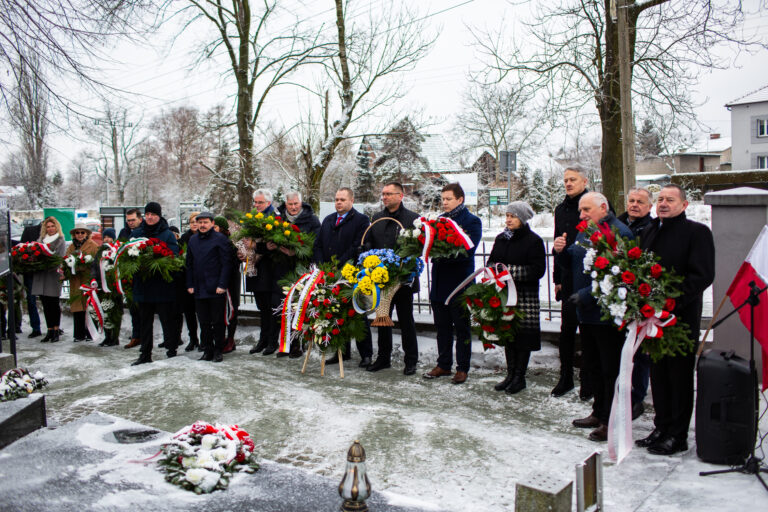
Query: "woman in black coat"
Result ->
[[486, 201, 546, 394]]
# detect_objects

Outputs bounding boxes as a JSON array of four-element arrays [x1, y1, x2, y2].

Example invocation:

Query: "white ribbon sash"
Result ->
[[444, 264, 518, 307]]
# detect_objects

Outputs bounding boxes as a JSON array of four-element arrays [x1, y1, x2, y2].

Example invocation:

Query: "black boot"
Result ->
[[184, 339, 198, 352], [506, 349, 530, 395], [494, 344, 516, 391], [250, 339, 267, 354], [551, 366, 574, 397]]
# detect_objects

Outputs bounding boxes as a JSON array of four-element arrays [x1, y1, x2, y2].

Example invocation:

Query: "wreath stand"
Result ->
[[301, 341, 345, 378], [359, 217, 405, 326]]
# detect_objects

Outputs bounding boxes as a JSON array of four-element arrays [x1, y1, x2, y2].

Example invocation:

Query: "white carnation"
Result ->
[[617, 287, 628, 300], [200, 434, 218, 451], [127, 247, 140, 257], [599, 275, 614, 295], [583, 248, 597, 272], [413, 218, 423, 229], [210, 448, 229, 461], [590, 271, 598, 278], [411, 229, 420, 237], [592, 280, 599, 293], [185, 468, 211, 485], [611, 265, 621, 275], [608, 302, 627, 320], [483, 332, 500, 341]]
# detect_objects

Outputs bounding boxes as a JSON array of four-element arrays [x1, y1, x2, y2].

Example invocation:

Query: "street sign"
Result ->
[[489, 188, 509, 206]]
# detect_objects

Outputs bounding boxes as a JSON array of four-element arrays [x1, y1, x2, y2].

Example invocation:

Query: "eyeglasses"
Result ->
[[73, 231, 87, 235]]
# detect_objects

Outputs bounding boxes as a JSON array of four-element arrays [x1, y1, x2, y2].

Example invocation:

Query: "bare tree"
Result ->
[[454, 80, 545, 184], [165, 0, 333, 210], [60, 150, 98, 207], [477, 0, 767, 210], [150, 106, 208, 186]]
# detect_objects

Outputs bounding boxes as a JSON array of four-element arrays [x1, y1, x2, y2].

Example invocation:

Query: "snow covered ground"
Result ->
[[8, 303, 768, 512]]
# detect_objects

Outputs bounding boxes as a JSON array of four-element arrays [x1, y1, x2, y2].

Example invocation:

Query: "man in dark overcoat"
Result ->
[[186, 212, 233, 363], [130, 202, 180, 366], [120, 208, 143, 350], [552, 165, 591, 398], [313, 187, 373, 367], [363, 182, 421, 375], [423, 183, 482, 385], [554, 192, 633, 442], [635, 184, 715, 455]]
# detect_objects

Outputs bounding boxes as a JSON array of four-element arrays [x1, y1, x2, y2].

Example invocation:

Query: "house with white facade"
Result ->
[[726, 84, 768, 170]]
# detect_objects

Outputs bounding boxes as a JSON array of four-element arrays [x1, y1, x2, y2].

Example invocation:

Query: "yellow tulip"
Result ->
[[267, 216, 274, 221], [282, 221, 290, 228], [255, 212, 264, 219], [265, 224, 273, 231], [284, 230, 291, 236], [245, 213, 253, 218]]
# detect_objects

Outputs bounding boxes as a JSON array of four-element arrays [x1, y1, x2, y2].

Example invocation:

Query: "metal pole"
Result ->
[[617, 0, 637, 211], [6, 208, 17, 366]]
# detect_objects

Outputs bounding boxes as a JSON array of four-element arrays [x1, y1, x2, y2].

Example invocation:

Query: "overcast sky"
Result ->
[[5, 0, 768, 168]]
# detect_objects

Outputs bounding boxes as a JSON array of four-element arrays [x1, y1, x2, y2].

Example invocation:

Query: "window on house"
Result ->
[[758, 119, 768, 137], [758, 156, 768, 169]]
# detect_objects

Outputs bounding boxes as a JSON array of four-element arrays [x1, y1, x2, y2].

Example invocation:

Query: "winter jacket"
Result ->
[[364, 204, 421, 293], [558, 212, 633, 325], [66, 237, 100, 313], [552, 189, 588, 292], [130, 217, 180, 303], [277, 202, 321, 236], [429, 207, 483, 304], [118, 226, 132, 240], [617, 212, 653, 240], [179, 229, 196, 246], [186, 230, 233, 299], [487, 223, 546, 351], [313, 208, 370, 266], [31, 235, 66, 298], [639, 212, 715, 341]]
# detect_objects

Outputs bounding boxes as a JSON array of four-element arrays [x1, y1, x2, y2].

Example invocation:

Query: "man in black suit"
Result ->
[[313, 187, 373, 367], [635, 184, 715, 456], [20, 223, 42, 337]]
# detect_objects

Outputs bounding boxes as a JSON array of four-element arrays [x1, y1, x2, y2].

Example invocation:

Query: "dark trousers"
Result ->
[[0, 303, 22, 336], [376, 287, 418, 366], [227, 279, 241, 339], [341, 320, 373, 359], [432, 300, 472, 373], [196, 296, 226, 355], [558, 298, 579, 371], [631, 352, 651, 405], [255, 291, 280, 349], [40, 296, 61, 329], [182, 291, 199, 343], [129, 302, 140, 339], [73, 311, 88, 340], [138, 302, 176, 360], [580, 323, 625, 425], [650, 351, 696, 440], [23, 274, 41, 332]]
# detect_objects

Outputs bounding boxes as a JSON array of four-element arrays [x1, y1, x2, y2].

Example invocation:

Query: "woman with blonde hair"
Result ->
[[65, 223, 100, 342], [31, 216, 67, 342]]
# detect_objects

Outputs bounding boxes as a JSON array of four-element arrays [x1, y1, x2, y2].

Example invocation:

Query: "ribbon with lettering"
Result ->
[[278, 271, 312, 353], [80, 279, 105, 341], [608, 309, 678, 464]]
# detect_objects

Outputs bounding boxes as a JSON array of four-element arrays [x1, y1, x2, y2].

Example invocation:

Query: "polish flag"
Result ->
[[726, 225, 768, 390]]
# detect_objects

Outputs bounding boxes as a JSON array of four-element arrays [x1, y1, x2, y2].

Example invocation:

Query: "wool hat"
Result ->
[[102, 228, 116, 240], [169, 226, 180, 234], [69, 223, 92, 236], [214, 216, 229, 232], [505, 201, 535, 224], [195, 211, 215, 221], [144, 202, 162, 216]]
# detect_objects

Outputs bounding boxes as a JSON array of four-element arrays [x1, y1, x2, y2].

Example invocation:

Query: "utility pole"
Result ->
[[615, 0, 636, 212]]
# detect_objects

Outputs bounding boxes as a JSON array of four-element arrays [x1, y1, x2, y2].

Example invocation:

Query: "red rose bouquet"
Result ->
[[577, 220, 691, 361], [396, 215, 474, 262], [11, 242, 63, 273], [157, 421, 259, 494], [114, 237, 185, 284]]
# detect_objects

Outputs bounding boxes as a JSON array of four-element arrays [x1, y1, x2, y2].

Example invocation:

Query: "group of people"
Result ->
[[15, 168, 714, 457]]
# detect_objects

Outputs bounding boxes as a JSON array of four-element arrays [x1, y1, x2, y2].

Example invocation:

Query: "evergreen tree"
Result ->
[[636, 118, 662, 158], [513, 164, 531, 202], [355, 139, 377, 202], [374, 118, 429, 187], [529, 168, 547, 212], [544, 173, 564, 213]]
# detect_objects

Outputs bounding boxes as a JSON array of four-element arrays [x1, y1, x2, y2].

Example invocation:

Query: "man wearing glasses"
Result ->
[[363, 182, 421, 375]]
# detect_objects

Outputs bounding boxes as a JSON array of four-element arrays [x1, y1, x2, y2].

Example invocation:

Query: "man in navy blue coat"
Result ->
[[186, 212, 233, 363], [424, 183, 482, 385], [313, 187, 373, 367], [554, 192, 633, 442], [130, 202, 180, 366]]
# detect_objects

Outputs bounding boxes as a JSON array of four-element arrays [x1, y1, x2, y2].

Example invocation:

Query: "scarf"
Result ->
[[285, 210, 300, 223], [42, 233, 59, 245], [442, 203, 466, 220], [499, 227, 516, 240]]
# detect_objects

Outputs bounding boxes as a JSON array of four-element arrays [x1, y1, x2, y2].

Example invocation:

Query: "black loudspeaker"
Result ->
[[696, 349, 756, 465]]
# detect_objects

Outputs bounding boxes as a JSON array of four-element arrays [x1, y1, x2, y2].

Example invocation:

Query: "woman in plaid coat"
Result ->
[[487, 201, 546, 394]]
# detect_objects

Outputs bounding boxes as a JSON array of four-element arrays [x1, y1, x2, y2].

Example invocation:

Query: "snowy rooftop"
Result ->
[[726, 83, 768, 107]]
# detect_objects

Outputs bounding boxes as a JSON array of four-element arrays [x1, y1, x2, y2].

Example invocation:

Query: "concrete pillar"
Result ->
[[704, 186, 768, 379]]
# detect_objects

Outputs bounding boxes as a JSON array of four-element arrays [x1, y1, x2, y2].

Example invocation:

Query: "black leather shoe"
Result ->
[[504, 375, 526, 394], [158, 342, 167, 349], [288, 348, 303, 359], [358, 357, 372, 368], [29, 330, 42, 338], [551, 373, 575, 397], [572, 415, 601, 428], [495, 374, 514, 391], [213, 352, 223, 363], [131, 358, 151, 366], [41, 331, 52, 343], [403, 365, 417, 376], [648, 435, 688, 456], [199, 352, 214, 361], [632, 401, 645, 421], [99, 340, 110, 347], [579, 386, 594, 401], [366, 358, 391, 372], [635, 428, 664, 448], [262, 345, 278, 356], [184, 341, 198, 352], [250, 340, 267, 354], [166, 351, 177, 358], [50, 331, 60, 343]]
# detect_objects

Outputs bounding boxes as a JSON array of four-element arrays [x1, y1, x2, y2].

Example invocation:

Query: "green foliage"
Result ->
[[462, 282, 525, 348]]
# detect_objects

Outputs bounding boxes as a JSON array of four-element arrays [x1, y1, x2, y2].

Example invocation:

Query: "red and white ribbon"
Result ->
[[99, 243, 119, 293], [278, 272, 312, 353], [224, 289, 234, 327], [113, 238, 148, 295], [80, 279, 105, 341], [608, 310, 677, 464], [444, 264, 518, 307], [441, 217, 475, 251]]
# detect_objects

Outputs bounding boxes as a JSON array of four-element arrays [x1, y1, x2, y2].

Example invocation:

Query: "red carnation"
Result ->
[[332, 286, 340, 296], [153, 246, 162, 254], [473, 298, 484, 308], [454, 239, 462, 247], [275, 216, 282, 221], [627, 247, 642, 260], [640, 304, 655, 318], [481, 325, 495, 333], [323, 298, 331, 306], [34, 250, 41, 256], [325, 312, 333, 320], [235, 452, 246, 463], [483, 343, 496, 350], [336, 318, 344, 326], [594, 256, 609, 270], [292, 225, 300, 232], [621, 271, 636, 285], [332, 328, 340, 335], [664, 298, 676, 311], [417, 235, 425, 244], [328, 272, 335, 278], [488, 296, 501, 308], [501, 324, 511, 330], [638, 283, 651, 297], [446, 235, 455, 244], [650, 264, 663, 279], [341, 297, 348, 303], [22, 254, 29, 260], [589, 231, 603, 245], [576, 220, 589, 232], [466, 298, 472, 306], [348, 309, 355, 317], [312, 299, 320, 307]]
